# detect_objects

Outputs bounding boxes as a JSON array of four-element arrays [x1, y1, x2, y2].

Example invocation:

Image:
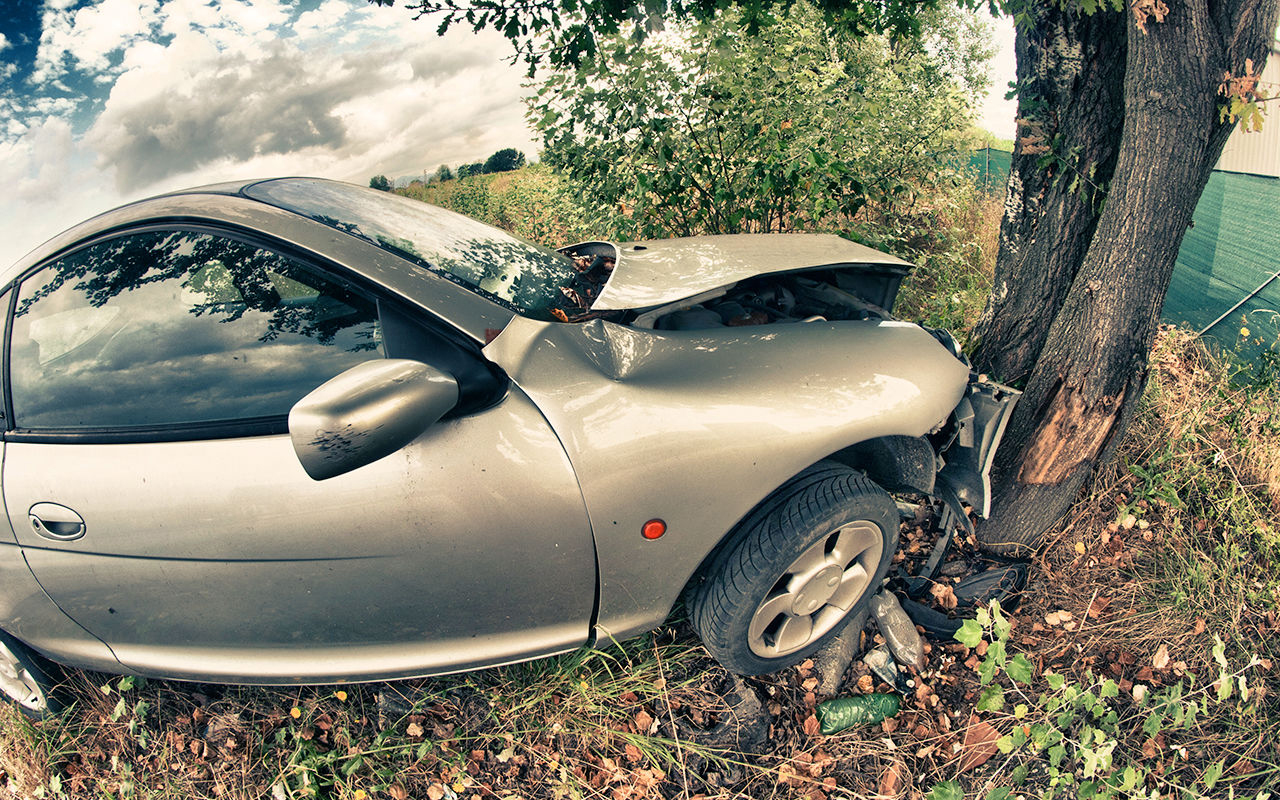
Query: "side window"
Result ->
[[9, 230, 383, 431]]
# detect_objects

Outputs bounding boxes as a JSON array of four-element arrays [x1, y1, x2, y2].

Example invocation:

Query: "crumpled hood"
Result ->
[[589, 233, 912, 311]]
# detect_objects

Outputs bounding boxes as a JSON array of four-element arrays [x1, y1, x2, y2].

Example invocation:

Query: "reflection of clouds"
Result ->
[[11, 229, 380, 429], [247, 179, 581, 320]]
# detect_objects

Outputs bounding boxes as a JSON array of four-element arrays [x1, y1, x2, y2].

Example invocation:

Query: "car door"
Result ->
[[2, 228, 595, 683]]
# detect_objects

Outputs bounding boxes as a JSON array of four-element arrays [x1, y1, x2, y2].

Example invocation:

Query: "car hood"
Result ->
[[587, 233, 912, 311]]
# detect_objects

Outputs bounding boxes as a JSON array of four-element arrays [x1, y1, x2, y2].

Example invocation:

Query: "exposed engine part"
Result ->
[[648, 270, 894, 331]]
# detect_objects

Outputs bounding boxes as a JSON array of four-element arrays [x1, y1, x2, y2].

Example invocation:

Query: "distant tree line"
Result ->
[[369, 148, 526, 191]]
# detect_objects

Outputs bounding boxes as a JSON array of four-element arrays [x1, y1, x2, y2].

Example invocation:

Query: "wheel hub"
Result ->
[[790, 564, 843, 615]]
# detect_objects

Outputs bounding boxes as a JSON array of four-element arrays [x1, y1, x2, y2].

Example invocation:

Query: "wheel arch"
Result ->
[[676, 436, 930, 616]]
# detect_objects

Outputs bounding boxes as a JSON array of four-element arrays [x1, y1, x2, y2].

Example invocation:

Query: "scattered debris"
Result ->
[[815, 693, 901, 735], [870, 591, 925, 669], [863, 645, 910, 694]]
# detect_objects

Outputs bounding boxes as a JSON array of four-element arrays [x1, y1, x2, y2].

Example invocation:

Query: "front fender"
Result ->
[[485, 316, 971, 639]]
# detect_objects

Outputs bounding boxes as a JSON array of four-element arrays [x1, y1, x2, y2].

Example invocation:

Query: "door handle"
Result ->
[[28, 503, 86, 541]]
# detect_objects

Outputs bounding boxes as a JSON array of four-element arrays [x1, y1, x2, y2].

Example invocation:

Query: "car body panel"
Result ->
[[591, 233, 912, 311], [485, 315, 970, 639], [5, 387, 596, 684]]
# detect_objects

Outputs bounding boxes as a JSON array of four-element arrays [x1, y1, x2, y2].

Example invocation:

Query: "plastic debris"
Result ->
[[815, 692, 901, 734], [869, 591, 925, 669], [863, 644, 910, 693]]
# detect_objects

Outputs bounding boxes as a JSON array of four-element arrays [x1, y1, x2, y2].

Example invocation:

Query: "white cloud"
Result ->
[[1, 1, 541, 269], [0, 32, 10, 53], [33, 0, 162, 82]]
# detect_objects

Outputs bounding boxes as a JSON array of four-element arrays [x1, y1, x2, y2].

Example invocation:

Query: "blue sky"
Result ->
[[0, 1, 1017, 268]]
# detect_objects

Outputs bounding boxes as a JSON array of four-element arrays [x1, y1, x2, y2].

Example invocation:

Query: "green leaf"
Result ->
[[1008, 654, 1034, 684], [1202, 760, 1224, 790], [976, 685, 1005, 712], [983, 788, 1012, 800], [1100, 679, 1119, 699], [956, 619, 984, 648], [1212, 634, 1228, 669], [975, 606, 991, 628], [117, 675, 135, 692], [1048, 743, 1066, 767], [1142, 711, 1164, 738], [928, 780, 963, 800], [111, 697, 127, 722], [978, 652, 997, 685]]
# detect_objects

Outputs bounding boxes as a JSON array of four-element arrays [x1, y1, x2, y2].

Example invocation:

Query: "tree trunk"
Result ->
[[971, 4, 1126, 385], [976, 0, 1279, 556]]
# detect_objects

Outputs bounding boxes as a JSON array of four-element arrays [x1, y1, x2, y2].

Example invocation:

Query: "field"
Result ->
[[1, 169, 1276, 800]]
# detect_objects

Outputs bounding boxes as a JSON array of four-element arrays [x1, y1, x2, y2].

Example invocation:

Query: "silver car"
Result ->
[[0, 178, 1015, 718]]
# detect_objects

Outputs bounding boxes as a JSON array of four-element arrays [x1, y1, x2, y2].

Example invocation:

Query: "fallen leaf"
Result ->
[[1087, 596, 1112, 619], [1074, 541, 1086, 555], [857, 674, 874, 693], [803, 714, 821, 737], [624, 744, 642, 764], [634, 710, 655, 734], [1044, 611, 1073, 626], [802, 677, 819, 692], [406, 722, 425, 738], [425, 784, 445, 800], [1193, 618, 1207, 635], [958, 720, 1000, 772], [1141, 738, 1158, 760], [930, 583, 958, 610], [877, 759, 904, 799], [389, 783, 409, 800], [1152, 644, 1171, 670]]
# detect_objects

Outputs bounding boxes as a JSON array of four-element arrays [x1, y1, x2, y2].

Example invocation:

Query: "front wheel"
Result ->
[[690, 463, 899, 676]]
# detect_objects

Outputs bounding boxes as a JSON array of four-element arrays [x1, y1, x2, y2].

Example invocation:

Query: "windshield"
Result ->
[[243, 178, 585, 321]]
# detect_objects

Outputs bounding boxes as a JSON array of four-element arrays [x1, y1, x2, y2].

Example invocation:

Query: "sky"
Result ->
[[0, 0, 1019, 269]]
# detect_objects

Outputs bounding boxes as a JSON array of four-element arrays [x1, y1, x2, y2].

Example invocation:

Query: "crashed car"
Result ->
[[0, 178, 1015, 718]]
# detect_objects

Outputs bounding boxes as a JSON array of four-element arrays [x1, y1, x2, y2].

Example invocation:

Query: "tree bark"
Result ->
[[976, 0, 1279, 556], [971, 4, 1127, 385]]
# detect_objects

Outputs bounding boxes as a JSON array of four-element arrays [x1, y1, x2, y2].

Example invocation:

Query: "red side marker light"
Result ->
[[642, 519, 667, 540]]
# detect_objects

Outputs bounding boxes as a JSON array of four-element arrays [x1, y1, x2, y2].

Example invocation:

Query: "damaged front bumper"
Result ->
[[937, 377, 1021, 519]]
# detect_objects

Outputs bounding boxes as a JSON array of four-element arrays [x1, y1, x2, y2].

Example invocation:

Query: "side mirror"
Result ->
[[289, 359, 459, 481]]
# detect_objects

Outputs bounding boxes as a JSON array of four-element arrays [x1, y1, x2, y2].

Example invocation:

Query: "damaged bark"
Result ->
[[976, 0, 1280, 556]]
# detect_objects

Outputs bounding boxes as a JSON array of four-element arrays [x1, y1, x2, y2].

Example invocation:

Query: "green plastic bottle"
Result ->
[[815, 693, 901, 734]]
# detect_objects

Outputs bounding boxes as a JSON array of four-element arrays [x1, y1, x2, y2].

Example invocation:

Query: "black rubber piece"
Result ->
[[954, 561, 1029, 610], [689, 461, 900, 676], [898, 595, 963, 638]]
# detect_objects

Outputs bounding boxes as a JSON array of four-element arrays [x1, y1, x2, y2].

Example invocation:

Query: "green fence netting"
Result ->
[[966, 148, 1013, 195], [1163, 170, 1280, 364], [963, 149, 1280, 365]]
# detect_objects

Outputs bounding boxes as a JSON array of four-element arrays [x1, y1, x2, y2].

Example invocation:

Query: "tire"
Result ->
[[690, 462, 899, 676], [0, 630, 63, 720]]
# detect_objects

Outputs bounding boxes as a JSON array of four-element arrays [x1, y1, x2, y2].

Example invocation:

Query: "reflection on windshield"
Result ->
[[11, 231, 382, 429], [245, 178, 594, 322]]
